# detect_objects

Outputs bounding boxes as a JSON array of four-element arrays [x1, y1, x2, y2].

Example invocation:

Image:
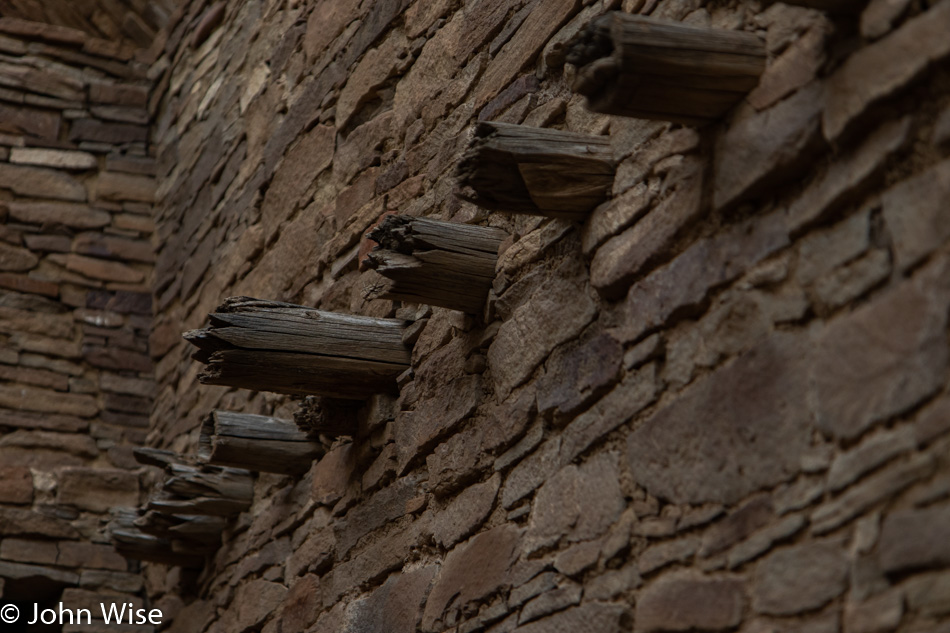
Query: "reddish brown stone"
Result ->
[[0, 465, 33, 504], [334, 475, 420, 557], [471, 0, 579, 110], [192, 2, 226, 48], [279, 574, 322, 631], [488, 267, 596, 399], [68, 119, 148, 145], [0, 241, 38, 272], [0, 384, 97, 417], [311, 443, 357, 506], [528, 452, 625, 549], [0, 409, 88, 432], [0, 102, 60, 140], [422, 525, 521, 631], [882, 157, 950, 272], [57, 468, 139, 512], [0, 163, 87, 201], [346, 566, 438, 633], [304, 0, 362, 60], [83, 345, 151, 372], [0, 17, 86, 45], [57, 542, 127, 571], [0, 538, 58, 565], [0, 507, 79, 539], [59, 253, 145, 283], [878, 504, 950, 574], [518, 603, 631, 633], [713, 81, 824, 210], [637, 574, 745, 632], [615, 211, 788, 344], [752, 539, 848, 615], [89, 82, 148, 107], [823, 0, 950, 141], [96, 171, 156, 204], [0, 273, 58, 297], [628, 333, 811, 505], [814, 266, 948, 440], [6, 201, 109, 229]]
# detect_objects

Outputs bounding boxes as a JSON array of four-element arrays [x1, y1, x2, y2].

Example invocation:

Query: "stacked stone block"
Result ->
[[0, 15, 157, 627], [140, 0, 950, 631]]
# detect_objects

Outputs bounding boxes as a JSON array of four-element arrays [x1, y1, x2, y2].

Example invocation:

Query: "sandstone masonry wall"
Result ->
[[0, 16, 158, 625], [148, 0, 950, 632]]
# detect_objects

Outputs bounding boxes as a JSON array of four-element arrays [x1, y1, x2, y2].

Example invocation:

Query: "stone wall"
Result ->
[[0, 0, 182, 48], [145, 0, 950, 631], [0, 15, 157, 627]]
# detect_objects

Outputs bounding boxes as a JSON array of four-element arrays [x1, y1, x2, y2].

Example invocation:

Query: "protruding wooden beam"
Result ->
[[199, 411, 326, 475], [109, 509, 207, 567], [140, 462, 254, 517], [135, 511, 226, 546], [362, 215, 506, 313], [567, 13, 765, 124], [184, 296, 411, 399], [133, 447, 195, 468], [456, 122, 615, 220], [294, 396, 362, 437]]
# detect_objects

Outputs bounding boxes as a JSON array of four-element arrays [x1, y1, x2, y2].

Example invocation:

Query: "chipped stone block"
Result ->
[[713, 81, 824, 210], [629, 333, 812, 506], [823, 0, 950, 141], [637, 573, 745, 632], [422, 525, 521, 631], [882, 157, 950, 272], [788, 116, 911, 232], [56, 468, 139, 512], [752, 538, 848, 615], [813, 264, 948, 440]]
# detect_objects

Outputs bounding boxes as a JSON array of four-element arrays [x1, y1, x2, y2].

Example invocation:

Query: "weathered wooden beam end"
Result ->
[[108, 508, 208, 568], [184, 296, 412, 399], [199, 410, 326, 475], [294, 396, 362, 437], [362, 215, 506, 314], [567, 13, 766, 124], [456, 121, 615, 220]]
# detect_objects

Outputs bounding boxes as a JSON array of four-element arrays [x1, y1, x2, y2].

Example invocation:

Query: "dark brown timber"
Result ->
[[456, 121, 615, 220], [362, 215, 506, 313], [184, 296, 411, 399], [294, 396, 362, 437], [567, 13, 765, 124], [199, 410, 326, 474], [108, 508, 207, 567]]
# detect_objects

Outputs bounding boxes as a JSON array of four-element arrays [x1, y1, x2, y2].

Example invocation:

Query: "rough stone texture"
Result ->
[[882, 157, 950, 272], [514, 603, 631, 633], [57, 468, 140, 512], [2, 0, 938, 631], [431, 474, 500, 548], [714, 81, 824, 210], [527, 452, 625, 550], [636, 574, 745, 632], [591, 156, 704, 296], [752, 540, 849, 617], [536, 330, 623, 422], [488, 269, 596, 399], [346, 566, 438, 633], [423, 525, 521, 631], [628, 333, 812, 505], [823, 0, 950, 141], [788, 116, 911, 231], [878, 504, 950, 574], [813, 265, 948, 440]]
